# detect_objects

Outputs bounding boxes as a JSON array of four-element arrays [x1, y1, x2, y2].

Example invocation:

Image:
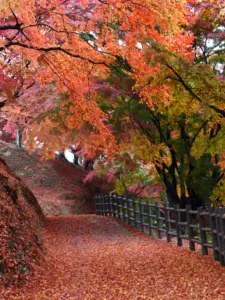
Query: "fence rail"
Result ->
[[95, 195, 225, 266]]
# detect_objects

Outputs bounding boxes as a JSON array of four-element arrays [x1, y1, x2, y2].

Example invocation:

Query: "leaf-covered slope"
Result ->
[[0, 158, 45, 287], [0, 141, 109, 215]]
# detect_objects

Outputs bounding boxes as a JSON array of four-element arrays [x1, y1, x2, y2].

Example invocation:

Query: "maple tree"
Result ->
[[186, 0, 225, 205], [0, 0, 191, 154], [89, 0, 225, 208]]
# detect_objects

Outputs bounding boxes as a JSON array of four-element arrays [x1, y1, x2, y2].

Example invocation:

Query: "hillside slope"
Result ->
[[0, 142, 96, 216], [0, 158, 44, 287]]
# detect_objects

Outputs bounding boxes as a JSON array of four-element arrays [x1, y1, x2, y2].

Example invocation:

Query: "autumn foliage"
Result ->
[[0, 0, 225, 235], [0, 0, 192, 155], [1, 1, 225, 296]]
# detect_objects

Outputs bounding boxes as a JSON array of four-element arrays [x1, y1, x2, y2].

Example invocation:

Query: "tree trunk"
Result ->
[[16, 129, 22, 148]]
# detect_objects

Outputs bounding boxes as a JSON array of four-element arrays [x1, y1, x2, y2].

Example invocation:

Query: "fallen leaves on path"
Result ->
[[2, 215, 225, 300]]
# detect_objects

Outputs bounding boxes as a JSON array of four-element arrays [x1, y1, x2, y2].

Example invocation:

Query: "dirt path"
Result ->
[[3, 215, 225, 300]]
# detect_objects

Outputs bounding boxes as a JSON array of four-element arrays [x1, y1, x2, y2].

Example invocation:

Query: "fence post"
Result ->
[[102, 196, 105, 216], [101, 196, 103, 215], [107, 196, 110, 216], [108, 195, 111, 216], [220, 208, 225, 266], [109, 195, 113, 216], [117, 197, 121, 220], [105, 196, 108, 216], [148, 202, 153, 236], [218, 208, 225, 266], [97, 196, 100, 215], [122, 197, 126, 221], [215, 208, 223, 264], [127, 199, 131, 225], [104, 196, 107, 216], [140, 199, 145, 232], [209, 207, 219, 261], [112, 195, 116, 218], [133, 199, 138, 229], [95, 196, 98, 215], [164, 202, 171, 242], [102, 196, 105, 215], [186, 205, 195, 251], [198, 207, 208, 255], [99, 197, 102, 215], [175, 204, 182, 246], [155, 202, 161, 239]]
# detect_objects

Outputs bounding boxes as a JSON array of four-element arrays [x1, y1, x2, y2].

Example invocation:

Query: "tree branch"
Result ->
[[166, 63, 225, 118], [2, 41, 110, 68]]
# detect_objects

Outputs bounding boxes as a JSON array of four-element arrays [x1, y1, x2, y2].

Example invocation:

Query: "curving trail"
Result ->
[[3, 215, 225, 300]]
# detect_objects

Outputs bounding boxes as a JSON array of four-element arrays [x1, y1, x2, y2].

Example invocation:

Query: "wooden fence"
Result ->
[[95, 195, 225, 266]]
